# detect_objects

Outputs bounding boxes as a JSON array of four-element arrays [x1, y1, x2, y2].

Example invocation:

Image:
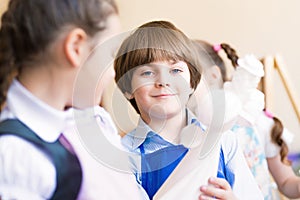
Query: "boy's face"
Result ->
[[129, 60, 193, 123]]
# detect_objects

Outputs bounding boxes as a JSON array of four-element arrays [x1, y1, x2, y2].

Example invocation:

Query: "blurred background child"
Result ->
[[189, 40, 300, 199]]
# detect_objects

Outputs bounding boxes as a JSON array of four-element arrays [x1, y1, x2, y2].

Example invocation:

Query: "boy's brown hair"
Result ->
[[114, 20, 202, 113]]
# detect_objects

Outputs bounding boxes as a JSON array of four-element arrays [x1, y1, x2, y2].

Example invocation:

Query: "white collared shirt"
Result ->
[[122, 109, 263, 200], [0, 80, 149, 200], [0, 80, 72, 200], [122, 109, 206, 153]]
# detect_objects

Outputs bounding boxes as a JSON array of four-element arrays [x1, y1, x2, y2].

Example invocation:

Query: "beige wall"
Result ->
[[0, 0, 299, 151], [115, 0, 300, 151], [0, 0, 8, 15]]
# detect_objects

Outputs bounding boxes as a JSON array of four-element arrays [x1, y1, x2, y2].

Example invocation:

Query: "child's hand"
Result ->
[[198, 177, 238, 200]]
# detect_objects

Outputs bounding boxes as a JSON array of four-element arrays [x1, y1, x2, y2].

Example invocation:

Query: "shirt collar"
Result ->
[[1, 79, 72, 142], [70, 105, 118, 135], [122, 108, 206, 151], [186, 109, 206, 131], [122, 118, 152, 151]]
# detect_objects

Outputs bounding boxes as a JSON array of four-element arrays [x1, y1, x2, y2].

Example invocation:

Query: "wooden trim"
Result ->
[[261, 55, 275, 111], [274, 54, 300, 122]]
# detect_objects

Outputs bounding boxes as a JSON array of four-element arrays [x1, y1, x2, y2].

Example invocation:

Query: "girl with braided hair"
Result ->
[[0, 0, 148, 199], [189, 40, 299, 199]]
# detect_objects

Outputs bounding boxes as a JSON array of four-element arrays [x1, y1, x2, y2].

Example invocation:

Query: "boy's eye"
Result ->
[[170, 68, 183, 74], [141, 71, 154, 76]]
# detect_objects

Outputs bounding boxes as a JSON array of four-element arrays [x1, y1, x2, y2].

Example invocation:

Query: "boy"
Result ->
[[114, 20, 263, 199]]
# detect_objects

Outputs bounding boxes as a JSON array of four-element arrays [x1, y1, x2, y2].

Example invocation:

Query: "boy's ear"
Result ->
[[124, 92, 134, 100], [64, 28, 88, 67]]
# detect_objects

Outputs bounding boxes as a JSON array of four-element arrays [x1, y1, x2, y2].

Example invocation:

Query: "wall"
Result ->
[[0, 0, 299, 151], [0, 0, 7, 13], [115, 0, 300, 151]]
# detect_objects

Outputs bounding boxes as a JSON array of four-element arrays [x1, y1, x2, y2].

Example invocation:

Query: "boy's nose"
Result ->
[[155, 82, 170, 87], [155, 73, 170, 87]]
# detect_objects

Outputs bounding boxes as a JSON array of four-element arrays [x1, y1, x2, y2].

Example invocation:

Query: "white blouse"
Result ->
[[0, 80, 70, 199], [0, 80, 149, 200]]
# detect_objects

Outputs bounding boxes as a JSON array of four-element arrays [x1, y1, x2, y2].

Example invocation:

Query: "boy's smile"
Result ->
[[151, 93, 176, 98]]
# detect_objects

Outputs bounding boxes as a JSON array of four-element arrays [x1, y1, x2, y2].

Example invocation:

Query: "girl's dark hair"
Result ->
[[0, 0, 118, 110], [269, 114, 291, 165], [220, 43, 239, 68], [193, 40, 227, 81], [193, 41, 239, 82], [114, 20, 202, 114]]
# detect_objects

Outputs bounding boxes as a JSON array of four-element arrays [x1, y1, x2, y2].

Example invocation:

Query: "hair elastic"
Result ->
[[264, 109, 274, 118], [213, 44, 222, 52]]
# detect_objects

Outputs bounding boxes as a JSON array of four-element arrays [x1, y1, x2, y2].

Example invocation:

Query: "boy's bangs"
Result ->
[[135, 48, 183, 66]]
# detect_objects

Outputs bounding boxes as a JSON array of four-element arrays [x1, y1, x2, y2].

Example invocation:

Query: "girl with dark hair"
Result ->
[[0, 0, 147, 199]]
